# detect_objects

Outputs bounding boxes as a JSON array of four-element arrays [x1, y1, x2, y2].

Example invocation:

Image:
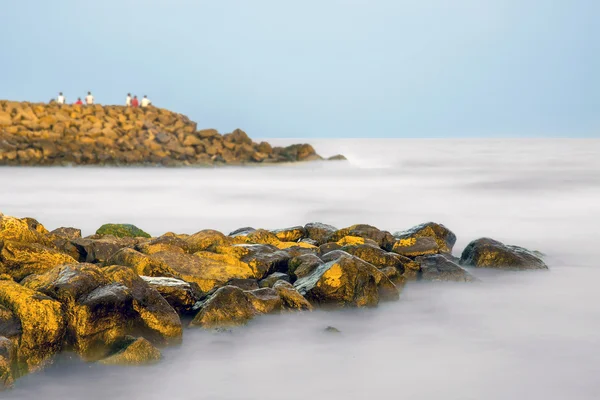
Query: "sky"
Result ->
[[0, 0, 598, 138]]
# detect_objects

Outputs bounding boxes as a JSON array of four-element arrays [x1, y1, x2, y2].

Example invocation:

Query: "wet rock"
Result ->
[[294, 253, 399, 308], [185, 229, 230, 253], [304, 222, 338, 246], [0, 215, 50, 245], [324, 326, 341, 333], [244, 288, 283, 314], [141, 276, 200, 314], [224, 278, 259, 291], [96, 224, 151, 238], [460, 238, 548, 270], [50, 227, 82, 240], [259, 272, 290, 288], [299, 238, 319, 246], [270, 226, 306, 242], [0, 240, 76, 281], [0, 280, 66, 372], [317, 242, 342, 257], [335, 236, 380, 247], [105, 248, 179, 277], [417, 254, 475, 282], [22, 264, 182, 360], [272, 281, 313, 311], [327, 224, 395, 251], [72, 236, 135, 263], [230, 228, 280, 246], [0, 337, 15, 389], [190, 286, 256, 328], [288, 254, 324, 281], [0, 305, 21, 338], [214, 244, 291, 279], [327, 155, 347, 161], [341, 244, 408, 274], [392, 236, 439, 257], [152, 250, 255, 292], [394, 222, 457, 253], [99, 337, 161, 366], [21, 218, 49, 235]]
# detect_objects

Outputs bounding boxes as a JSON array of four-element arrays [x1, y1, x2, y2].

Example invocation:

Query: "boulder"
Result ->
[[105, 248, 179, 277], [340, 244, 408, 274], [244, 288, 283, 314], [72, 236, 136, 263], [141, 276, 200, 314], [460, 238, 548, 270], [328, 155, 347, 161], [272, 281, 313, 311], [270, 226, 306, 242], [50, 227, 82, 240], [304, 222, 337, 245], [0, 280, 66, 372], [185, 229, 230, 253], [392, 236, 439, 257], [214, 244, 291, 279], [224, 278, 259, 291], [0, 337, 15, 389], [327, 225, 395, 251], [294, 253, 399, 308], [288, 254, 324, 281], [394, 222, 457, 253], [95, 223, 151, 238], [151, 250, 255, 292], [22, 264, 182, 360], [417, 254, 475, 282], [190, 286, 257, 328], [99, 337, 161, 366], [259, 272, 291, 288], [0, 240, 76, 281], [0, 215, 50, 245]]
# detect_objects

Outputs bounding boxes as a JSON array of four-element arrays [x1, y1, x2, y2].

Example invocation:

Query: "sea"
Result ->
[[1, 138, 599, 400]]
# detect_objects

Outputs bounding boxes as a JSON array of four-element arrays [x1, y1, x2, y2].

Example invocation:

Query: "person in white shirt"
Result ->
[[57, 92, 65, 104], [85, 91, 94, 105], [140, 95, 152, 108], [126, 93, 132, 107]]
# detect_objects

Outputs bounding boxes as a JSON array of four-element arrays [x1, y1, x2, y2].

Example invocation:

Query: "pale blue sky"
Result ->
[[1, 0, 598, 138]]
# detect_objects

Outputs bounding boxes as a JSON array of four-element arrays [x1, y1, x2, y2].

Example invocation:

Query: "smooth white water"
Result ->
[[1, 139, 599, 399]]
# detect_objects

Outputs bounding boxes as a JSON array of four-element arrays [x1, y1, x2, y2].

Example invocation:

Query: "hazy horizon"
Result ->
[[1, 0, 598, 138]]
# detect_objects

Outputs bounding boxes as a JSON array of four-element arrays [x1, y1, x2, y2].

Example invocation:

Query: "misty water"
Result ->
[[1, 139, 599, 400]]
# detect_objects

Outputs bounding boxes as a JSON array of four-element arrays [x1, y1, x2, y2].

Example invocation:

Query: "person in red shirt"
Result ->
[[131, 95, 139, 108], [75, 97, 83, 105]]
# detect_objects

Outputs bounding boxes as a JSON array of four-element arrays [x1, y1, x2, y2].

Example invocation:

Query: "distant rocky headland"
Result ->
[[0, 101, 345, 166], [0, 213, 547, 389]]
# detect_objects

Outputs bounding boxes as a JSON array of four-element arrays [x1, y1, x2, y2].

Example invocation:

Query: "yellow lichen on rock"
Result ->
[[185, 229, 231, 253], [335, 236, 366, 246], [0, 216, 46, 244], [0, 241, 76, 281], [0, 280, 65, 373], [274, 241, 316, 250], [99, 337, 161, 366]]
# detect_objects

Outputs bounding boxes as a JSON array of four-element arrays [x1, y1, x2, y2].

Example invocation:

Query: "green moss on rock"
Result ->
[[96, 224, 151, 239]]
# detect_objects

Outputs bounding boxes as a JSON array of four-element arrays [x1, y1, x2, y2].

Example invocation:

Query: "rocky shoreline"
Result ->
[[0, 101, 345, 166], [0, 214, 547, 389]]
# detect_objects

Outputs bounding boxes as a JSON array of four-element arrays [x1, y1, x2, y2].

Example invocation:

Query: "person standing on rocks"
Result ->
[[75, 97, 83, 105], [57, 92, 65, 104], [141, 95, 152, 108], [85, 91, 94, 105], [126, 93, 132, 107], [131, 95, 139, 108]]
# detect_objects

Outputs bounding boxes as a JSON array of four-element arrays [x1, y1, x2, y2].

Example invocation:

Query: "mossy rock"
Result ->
[[99, 337, 161, 366], [96, 224, 151, 238]]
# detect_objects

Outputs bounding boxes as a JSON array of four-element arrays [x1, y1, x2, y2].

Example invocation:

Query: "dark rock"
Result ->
[[190, 286, 256, 328], [340, 244, 408, 274], [0, 336, 15, 389], [460, 238, 548, 270], [228, 227, 255, 236], [324, 326, 341, 333], [304, 222, 337, 246], [270, 226, 306, 242], [72, 236, 134, 263], [417, 254, 475, 282], [299, 238, 319, 246], [99, 336, 161, 366], [394, 222, 457, 253], [327, 224, 395, 251], [392, 236, 439, 257], [288, 254, 324, 281], [272, 281, 313, 311], [50, 227, 82, 240], [317, 242, 342, 257], [141, 276, 200, 314], [259, 272, 290, 288], [224, 278, 259, 291], [0, 305, 21, 338], [244, 288, 283, 314], [327, 155, 347, 161]]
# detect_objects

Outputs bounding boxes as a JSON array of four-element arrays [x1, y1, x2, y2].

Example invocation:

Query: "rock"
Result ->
[[151, 250, 255, 292], [0, 305, 21, 338], [417, 254, 475, 282], [0, 215, 49, 245], [190, 286, 257, 328], [215, 244, 291, 279], [99, 337, 161, 366], [304, 222, 337, 245], [0, 337, 15, 389], [299, 238, 319, 246], [317, 242, 342, 257], [230, 228, 280, 246], [0, 280, 66, 372], [224, 278, 259, 291], [327, 155, 347, 161], [394, 222, 457, 253], [273, 281, 313, 311], [340, 244, 409, 275], [392, 236, 439, 257], [96, 223, 151, 238], [270, 226, 306, 242], [294, 253, 399, 308], [324, 326, 341, 333], [244, 288, 283, 314], [259, 272, 291, 288], [460, 238, 548, 270], [141, 276, 200, 314], [327, 224, 395, 251], [50, 227, 82, 240], [288, 254, 324, 281], [72, 236, 136, 264], [0, 240, 77, 281], [335, 236, 379, 247], [104, 248, 179, 277], [185, 229, 230, 252], [22, 263, 182, 360], [21, 218, 49, 235]]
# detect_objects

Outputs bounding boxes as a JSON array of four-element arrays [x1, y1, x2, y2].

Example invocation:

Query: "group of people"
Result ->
[[55, 92, 152, 108]]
